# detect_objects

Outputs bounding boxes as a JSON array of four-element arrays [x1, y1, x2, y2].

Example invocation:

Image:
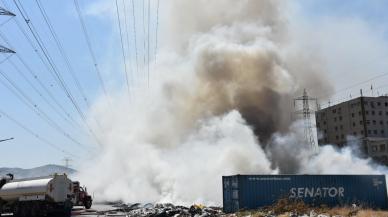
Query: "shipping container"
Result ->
[[223, 175, 388, 213]]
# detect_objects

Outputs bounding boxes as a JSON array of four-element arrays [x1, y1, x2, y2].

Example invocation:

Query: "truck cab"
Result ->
[[72, 181, 92, 209]]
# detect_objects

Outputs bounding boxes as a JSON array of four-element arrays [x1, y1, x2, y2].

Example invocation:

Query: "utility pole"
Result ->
[[294, 89, 318, 152]]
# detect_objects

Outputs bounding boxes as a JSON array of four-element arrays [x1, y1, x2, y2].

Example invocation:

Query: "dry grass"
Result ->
[[233, 199, 388, 217], [352, 210, 388, 217]]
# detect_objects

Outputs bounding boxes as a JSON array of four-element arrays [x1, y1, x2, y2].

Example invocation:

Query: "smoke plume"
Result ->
[[77, 0, 386, 205]]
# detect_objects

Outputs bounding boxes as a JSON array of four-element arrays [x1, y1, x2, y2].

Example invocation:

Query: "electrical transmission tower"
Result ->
[[0, 45, 15, 53], [0, 7, 15, 54], [0, 7, 15, 16], [294, 89, 318, 152], [63, 157, 72, 168]]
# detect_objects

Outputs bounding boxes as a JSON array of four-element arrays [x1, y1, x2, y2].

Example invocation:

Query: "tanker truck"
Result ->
[[0, 173, 92, 217]]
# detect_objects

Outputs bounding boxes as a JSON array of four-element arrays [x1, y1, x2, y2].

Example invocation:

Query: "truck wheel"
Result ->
[[84, 199, 92, 209]]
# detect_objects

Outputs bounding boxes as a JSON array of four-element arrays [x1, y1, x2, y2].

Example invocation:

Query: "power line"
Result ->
[[0, 108, 77, 157], [0, 68, 88, 149], [115, 0, 130, 98], [318, 72, 388, 99], [7, 59, 79, 128], [142, 0, 146, 81], [147, 0, 150, 87], [13, 0, 103, 147], [13, 0, 81, 113], [72, 0, 110, 101], [0, 14, 83, 128], [131, 0, 139, 77], [122, 0, 133, 86], [34, 0, 105, 133], [3, 0, 99, 145], [35, 0, 91, 110], [155, 0, 160, 63]]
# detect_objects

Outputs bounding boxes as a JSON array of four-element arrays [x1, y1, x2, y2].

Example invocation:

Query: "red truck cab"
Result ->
[[72, 181, 92, 209]]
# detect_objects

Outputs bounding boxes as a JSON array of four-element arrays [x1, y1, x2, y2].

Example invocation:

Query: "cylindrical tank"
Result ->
[[0, 174, 73, 203]]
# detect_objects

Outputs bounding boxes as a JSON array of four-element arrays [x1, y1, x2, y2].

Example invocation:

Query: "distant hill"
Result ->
[[0, 164, 76, 179]]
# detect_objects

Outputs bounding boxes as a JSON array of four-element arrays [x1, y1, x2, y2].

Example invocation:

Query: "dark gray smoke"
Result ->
[[159, 0, 332, 144]]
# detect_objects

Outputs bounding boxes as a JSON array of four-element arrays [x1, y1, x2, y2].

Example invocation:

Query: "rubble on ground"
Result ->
[[94, 203, 223, 216], [82, 202, 388, 217]]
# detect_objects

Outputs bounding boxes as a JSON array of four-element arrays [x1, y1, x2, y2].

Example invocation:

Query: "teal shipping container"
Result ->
[[223, 175, 388, 213]]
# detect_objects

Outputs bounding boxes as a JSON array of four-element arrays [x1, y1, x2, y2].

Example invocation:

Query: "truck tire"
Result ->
[[84, 199, 92, 209]]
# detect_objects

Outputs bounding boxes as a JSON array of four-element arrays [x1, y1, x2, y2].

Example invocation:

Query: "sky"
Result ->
[[0, 0, 388, 169]]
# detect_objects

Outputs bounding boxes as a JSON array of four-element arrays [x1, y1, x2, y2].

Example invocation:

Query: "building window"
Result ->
[[359, 111, 362, 116], [332, 109, 336, 113], [380, 120, 384, 125], [378, 102, 381, 106], [372, 111, 375, 115], [379, 111, 383, 115], [373, 120, 376, 125], [366, 111, 369, 115], [340, 125, 343, 130], [381, 130, 385, 135], [336, 135, 339, 140], [353, 132, 357, 136], [374, 130, 378, 135], [324, 129, 327, 134], [339, 116, 342, 121], [323, 121, 326, 125], [366, 120, 370, 125], [371, 101, 375, 108], [334, 117, 337, 122], [386, 111, 388, 115], [351, 113, 355, 117], [335, 126, 338, 131], [317, 123, 320, 128], [385, 102, 388, 107], [380, 144, 386, 152], [361, 130, 364, 135], [353, 122, 356, 127], [368, 130, 371, 135], [360, 120, 363, 125]]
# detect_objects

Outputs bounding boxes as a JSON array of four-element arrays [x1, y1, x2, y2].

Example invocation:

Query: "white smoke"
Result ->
[[77, 0, 388, 205]]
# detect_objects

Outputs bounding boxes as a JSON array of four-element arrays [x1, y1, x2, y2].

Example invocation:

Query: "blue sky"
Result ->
[[1, 0, 388, 168]]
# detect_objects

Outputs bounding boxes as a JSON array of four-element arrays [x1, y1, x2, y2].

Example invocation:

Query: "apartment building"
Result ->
[[315, 96, 388, 163]]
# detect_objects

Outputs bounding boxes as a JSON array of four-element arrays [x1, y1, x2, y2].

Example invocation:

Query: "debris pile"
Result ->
[[75, 202, 388, 217], [105, 203, 223, 216]]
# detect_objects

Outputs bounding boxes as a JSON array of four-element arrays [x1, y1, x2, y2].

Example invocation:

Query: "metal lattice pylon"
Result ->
[[294, 89, 318, 152], [0, 7, 15, 17], [0, 45, 15, 53], [0, 7, 16, 54]]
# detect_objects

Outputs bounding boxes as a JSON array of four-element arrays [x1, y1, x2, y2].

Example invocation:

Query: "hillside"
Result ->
[[0, 164, 76, 179]]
